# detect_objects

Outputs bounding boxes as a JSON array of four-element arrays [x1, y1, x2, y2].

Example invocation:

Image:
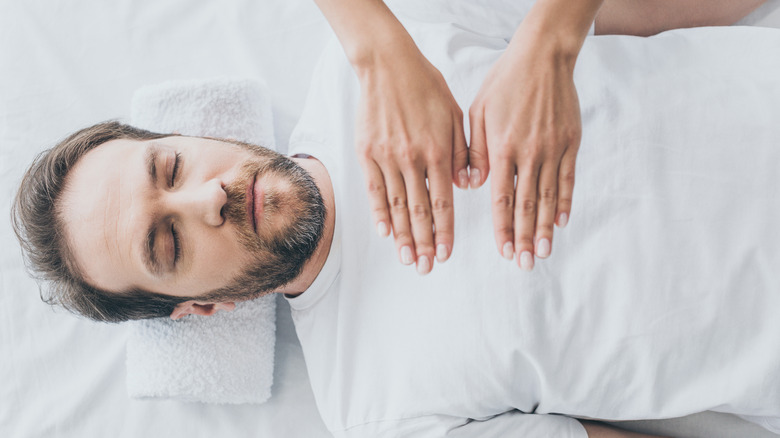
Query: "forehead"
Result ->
[[60, 138, 147, 289]]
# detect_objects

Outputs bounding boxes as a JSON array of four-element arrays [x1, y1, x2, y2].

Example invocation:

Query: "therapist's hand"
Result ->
[[355, 46, 468, 275], [468, 29, 582, 271]]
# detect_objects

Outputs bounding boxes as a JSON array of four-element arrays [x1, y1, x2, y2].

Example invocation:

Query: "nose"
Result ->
[[167, 178, 226, 227]]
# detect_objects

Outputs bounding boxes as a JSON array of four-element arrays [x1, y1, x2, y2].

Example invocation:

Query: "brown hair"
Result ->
[[11, 121, 195, 323]]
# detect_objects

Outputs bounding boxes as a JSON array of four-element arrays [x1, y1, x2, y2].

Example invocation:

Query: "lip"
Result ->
[[246, 173, 257, 233], [246, 173, 264, 235]]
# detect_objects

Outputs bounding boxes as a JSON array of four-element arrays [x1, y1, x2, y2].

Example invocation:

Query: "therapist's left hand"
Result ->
[[468, 31, 582, 271]]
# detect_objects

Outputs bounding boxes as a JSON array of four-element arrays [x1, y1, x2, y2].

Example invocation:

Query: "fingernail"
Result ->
[[417, 256, 430, 275], [377, 221, 389, 237], [502, 242, 514, 260], [436, 244, 449, 262], [536, 238, 550, 258], [458, 169, 469, 189], [401, 246, 414, 265], [519, 251, 534, 271], [469, 169, 481, 188], [559, 212, 569, 228]]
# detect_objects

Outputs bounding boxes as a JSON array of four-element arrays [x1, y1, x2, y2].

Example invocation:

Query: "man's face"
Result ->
[[59, 135, 325, 301]]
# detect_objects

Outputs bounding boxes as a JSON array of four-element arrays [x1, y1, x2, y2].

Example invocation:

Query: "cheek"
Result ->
[[188, 228, 250, 289]]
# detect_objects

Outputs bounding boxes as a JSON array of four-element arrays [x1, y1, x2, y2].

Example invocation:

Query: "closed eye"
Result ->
[[170, 152, 182, 187], [171, 223, 181, 265]]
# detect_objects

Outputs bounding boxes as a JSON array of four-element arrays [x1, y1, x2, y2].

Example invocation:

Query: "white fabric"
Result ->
[[286, 22, 780, 437], [126, 77, 278, 404]]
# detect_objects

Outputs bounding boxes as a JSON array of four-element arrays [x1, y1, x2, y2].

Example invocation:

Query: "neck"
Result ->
[[276, 156, 335, 297]]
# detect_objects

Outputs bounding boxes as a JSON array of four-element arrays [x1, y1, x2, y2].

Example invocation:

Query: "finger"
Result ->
[[452, 110, 470, 190], [360, 160, 392, 238], [427, 164, 454, 264], [384, 169, 416, 267], [403, 168, 436, 275], [467, 105, 489, 189], [556, 149, 577, 228], [490, 159, 517, 261], [534, 163, 558, 259], [514, 162, 540, 271]]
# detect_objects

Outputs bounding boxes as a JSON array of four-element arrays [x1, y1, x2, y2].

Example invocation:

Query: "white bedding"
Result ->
[[1, 1, 779, 437]]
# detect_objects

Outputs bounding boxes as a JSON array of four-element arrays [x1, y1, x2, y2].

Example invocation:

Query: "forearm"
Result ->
[[581, 420, 668, 438], [312, 0, 419, 75], [595, 0, 767, 37]]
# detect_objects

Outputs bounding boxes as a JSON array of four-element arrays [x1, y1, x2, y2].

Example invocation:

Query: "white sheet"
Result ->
[[1, 1, 779, 437]]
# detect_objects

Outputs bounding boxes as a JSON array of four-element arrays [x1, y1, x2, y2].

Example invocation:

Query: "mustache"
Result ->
[[223, 161, 257, 231], [221, 155, 300, 251]]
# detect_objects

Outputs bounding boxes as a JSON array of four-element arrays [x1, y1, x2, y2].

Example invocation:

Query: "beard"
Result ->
[[195, 141, 326, 303]]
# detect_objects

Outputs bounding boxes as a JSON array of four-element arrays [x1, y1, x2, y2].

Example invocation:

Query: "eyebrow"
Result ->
[[144, 227, 163, 276], [142, 144, 164, 276], [145, 144, 159, 185]]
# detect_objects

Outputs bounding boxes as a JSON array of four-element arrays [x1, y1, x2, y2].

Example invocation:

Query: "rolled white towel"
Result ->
[[130, 77, 276, 149], [126, 297, 276, 404], [126, 77, 277, 404]]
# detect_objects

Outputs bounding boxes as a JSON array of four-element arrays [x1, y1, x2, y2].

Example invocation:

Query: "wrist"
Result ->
[[350, 33, 429, 89], [509, 24, 580, 72], [315, 0, 417, 77], [510, 0, 605, 65], [349, 33, 418, 79]]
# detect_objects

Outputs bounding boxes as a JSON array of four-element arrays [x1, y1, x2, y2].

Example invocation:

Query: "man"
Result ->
[[13, 15, 780, 438]]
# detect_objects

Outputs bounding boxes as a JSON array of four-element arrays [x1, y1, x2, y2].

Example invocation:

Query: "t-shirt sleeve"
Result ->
[[334, 411, 587, 438]]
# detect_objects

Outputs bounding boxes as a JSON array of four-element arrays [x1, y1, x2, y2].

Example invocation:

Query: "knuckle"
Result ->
[[426, 151, 447, 168], [357, 142, 374, 161], [560, 167, 576, 185], [411, 203, 431, 221], [536, 222, 554, 236], [390, 196, 408, 212], [431, 197, 452, 213], [371, 204, 389, 217], [416, 245, 435, 257], [496, 225, 514, 238], [393, 230, 412, 242], [495, 143, 516, 161], [517, 160, 539, 175], [563, 126, 581, 145], [540, 187, 557, 203], [519, 143, 544, 163], [366, 180, 385, 195], [520, 199, 536, 216], [435, 228, 454, 242], [494, 194, 514, 210], [515, 235, 534, 249], [558, 197, 573, 210], [397, 144, 420, 166]]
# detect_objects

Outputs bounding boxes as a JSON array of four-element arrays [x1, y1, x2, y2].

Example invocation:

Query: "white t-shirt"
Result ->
[[286, 19, 780, 438]]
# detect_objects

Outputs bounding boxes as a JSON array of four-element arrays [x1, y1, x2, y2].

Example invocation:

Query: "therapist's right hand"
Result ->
[[354, 44, 469, 275]]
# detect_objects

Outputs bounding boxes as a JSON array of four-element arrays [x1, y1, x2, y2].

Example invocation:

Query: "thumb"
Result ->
[[468, 105, 489, 189], [452, 111, 470, 189]]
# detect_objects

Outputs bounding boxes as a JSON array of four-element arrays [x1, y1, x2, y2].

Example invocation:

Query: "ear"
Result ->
[[170, 301, 236, 320]]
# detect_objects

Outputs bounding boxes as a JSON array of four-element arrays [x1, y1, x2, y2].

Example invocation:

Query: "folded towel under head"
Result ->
[[130, 77, 276, 148], [126, 77, 277, 404]]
